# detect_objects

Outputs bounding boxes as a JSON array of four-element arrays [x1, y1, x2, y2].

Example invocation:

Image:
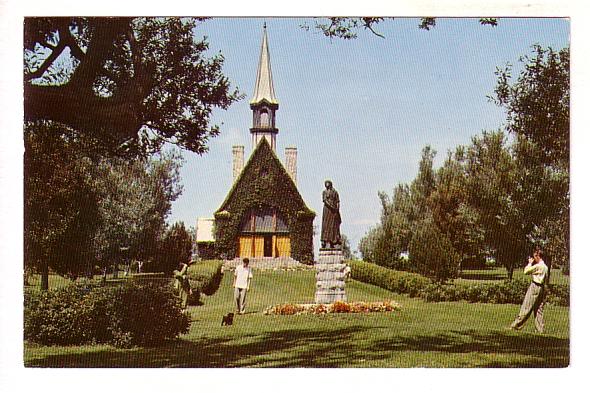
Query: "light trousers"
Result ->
[[511, 282, 545, 332], [234, 287, 248, 313]]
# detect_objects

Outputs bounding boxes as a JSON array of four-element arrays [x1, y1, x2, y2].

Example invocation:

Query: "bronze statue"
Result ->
[[321, 180, 341, 249]]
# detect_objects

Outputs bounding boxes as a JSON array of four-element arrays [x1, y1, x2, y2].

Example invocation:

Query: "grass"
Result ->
[[25, 273, 73, 291], [24, 269, 569, 368]]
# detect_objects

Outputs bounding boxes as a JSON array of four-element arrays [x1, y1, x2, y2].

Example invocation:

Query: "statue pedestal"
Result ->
[[314, 249, 347, 304]]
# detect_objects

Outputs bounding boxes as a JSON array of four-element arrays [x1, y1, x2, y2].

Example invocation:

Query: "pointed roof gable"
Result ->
[[250, 25, 278, 106], [216, 137, 309, 214]]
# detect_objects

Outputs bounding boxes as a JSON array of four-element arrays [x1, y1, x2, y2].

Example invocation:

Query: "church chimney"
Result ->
[[232, 145, 244, 182], [285, 146, 297, 185]]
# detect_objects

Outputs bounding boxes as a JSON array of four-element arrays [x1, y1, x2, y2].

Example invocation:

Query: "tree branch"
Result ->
[[68, 18, 130, 89], [25, 39, 67, 81]]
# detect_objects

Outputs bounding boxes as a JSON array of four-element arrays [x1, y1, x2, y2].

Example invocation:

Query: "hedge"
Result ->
[[421, 280, 569, 306], [349, 260, 569, 306], [24, 280, 190, 347], [348, 260, 431, 297], [186, 260, 224, 304]]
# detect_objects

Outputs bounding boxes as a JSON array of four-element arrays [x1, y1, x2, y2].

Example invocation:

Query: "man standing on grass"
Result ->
[[233, 258, 253, 314], [509, 249, 549, 333]]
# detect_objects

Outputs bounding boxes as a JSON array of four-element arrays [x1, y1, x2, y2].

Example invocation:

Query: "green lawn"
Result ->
[[24, 270, 569, 368]]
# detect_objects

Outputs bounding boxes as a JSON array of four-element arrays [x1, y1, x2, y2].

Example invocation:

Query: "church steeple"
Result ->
[[250, 23, 279, 151]]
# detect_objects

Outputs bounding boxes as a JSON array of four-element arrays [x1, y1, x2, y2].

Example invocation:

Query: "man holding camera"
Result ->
[[509, 249, 549, 333]]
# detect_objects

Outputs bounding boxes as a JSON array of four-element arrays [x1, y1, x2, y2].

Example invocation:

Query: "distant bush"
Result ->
[[348, 260, 431, 297], [409, 220, 460, 283], [421, 279, 569, 306], [349, 260, 569, 306], [186, 260, 224, 304], [24, 281, 190, 347], [545, 283, 569, 306]]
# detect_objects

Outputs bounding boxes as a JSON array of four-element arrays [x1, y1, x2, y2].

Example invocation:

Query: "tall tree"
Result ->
[[462, 131, 531, 279], [93, 152, 183, 273], [492, 45, 569, 170], [24, 17, 241, 157], [491, 45, 570, 272], [153, 221, 193, 274], [24, 121, 101, 289], [429, 148, 486, 269], [410, 145, 437, 218]]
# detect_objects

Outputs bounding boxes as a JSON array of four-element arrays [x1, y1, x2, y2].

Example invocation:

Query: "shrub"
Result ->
[[349, 260, 431, 297], [186, 260, 224, 304], [24, 280, 190, 347], [148, 222, 193, 274], [409, 220, 460, 283], [546, 283, 569, 306], [24, 283, 98, 345], [421, 279, 568, 306], [99, 281, 190, 347]]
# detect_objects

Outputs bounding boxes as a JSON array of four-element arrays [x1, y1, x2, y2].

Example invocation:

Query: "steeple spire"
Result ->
[[250, 23, 278, 105], [250, 24, 279, 151]]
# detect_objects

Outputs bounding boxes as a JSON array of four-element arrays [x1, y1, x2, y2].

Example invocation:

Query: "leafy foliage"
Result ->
[[187, 260, 224, 298], [421, 280, 568, 306], [24, 121, 185, 286], [359, 45, 569, 279], [491, 45, 569, 168], [348, 260, 431, 297], [409, 219, 460, 283], [24, 281, 190, 347], [93, 153, 183, 270], [24, 121, 101, 283], [24, 17, 241, 157], [302, 17, 497, 39], [150, 221, 193, 274]]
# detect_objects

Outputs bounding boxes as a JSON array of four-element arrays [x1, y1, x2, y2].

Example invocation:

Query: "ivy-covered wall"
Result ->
[[214, 138, 315, 263]]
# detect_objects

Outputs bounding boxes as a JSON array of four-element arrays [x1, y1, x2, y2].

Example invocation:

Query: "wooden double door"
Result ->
[[238, 234, 290, 258]]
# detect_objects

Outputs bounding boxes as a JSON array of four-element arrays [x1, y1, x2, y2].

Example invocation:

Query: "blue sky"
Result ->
[[169, 17, 570, 254]]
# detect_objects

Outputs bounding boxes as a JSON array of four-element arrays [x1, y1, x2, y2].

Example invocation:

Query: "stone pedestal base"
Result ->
[[314, 249, 347, 304]]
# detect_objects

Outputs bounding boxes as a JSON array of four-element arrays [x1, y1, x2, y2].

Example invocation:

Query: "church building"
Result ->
[[199, 25, 315, 264]]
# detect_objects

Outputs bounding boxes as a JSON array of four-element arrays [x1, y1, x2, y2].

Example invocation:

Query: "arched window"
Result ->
[[260, 110, 270, 128], [240, 208, 288, 233]]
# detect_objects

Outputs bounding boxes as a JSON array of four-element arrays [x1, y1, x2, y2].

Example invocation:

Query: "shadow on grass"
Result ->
[[26, 326, 568, 368], [370, 330, 569, 367]]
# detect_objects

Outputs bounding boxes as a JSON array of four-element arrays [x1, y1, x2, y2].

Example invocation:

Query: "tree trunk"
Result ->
[[507, 265, 514, 280], [41, 260, 49, 291]]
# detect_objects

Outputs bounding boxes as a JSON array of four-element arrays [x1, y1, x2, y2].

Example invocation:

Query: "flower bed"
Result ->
[[263, 300, 401, 315]]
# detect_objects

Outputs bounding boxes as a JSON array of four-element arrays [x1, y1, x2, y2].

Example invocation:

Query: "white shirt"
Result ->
[[234, 265, 253, 289], [524, 260, 548, 285]]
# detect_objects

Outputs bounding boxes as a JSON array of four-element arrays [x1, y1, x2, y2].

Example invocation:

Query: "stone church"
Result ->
[[196, 25, 315, 264]]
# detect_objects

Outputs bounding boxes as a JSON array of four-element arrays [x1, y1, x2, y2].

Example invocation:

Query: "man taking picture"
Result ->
[[509, 249, 549, 333]]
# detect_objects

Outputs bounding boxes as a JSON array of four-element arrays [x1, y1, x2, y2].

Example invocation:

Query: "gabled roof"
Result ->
[[250, 25, 278, 106], [216, 137, 310, 214]]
